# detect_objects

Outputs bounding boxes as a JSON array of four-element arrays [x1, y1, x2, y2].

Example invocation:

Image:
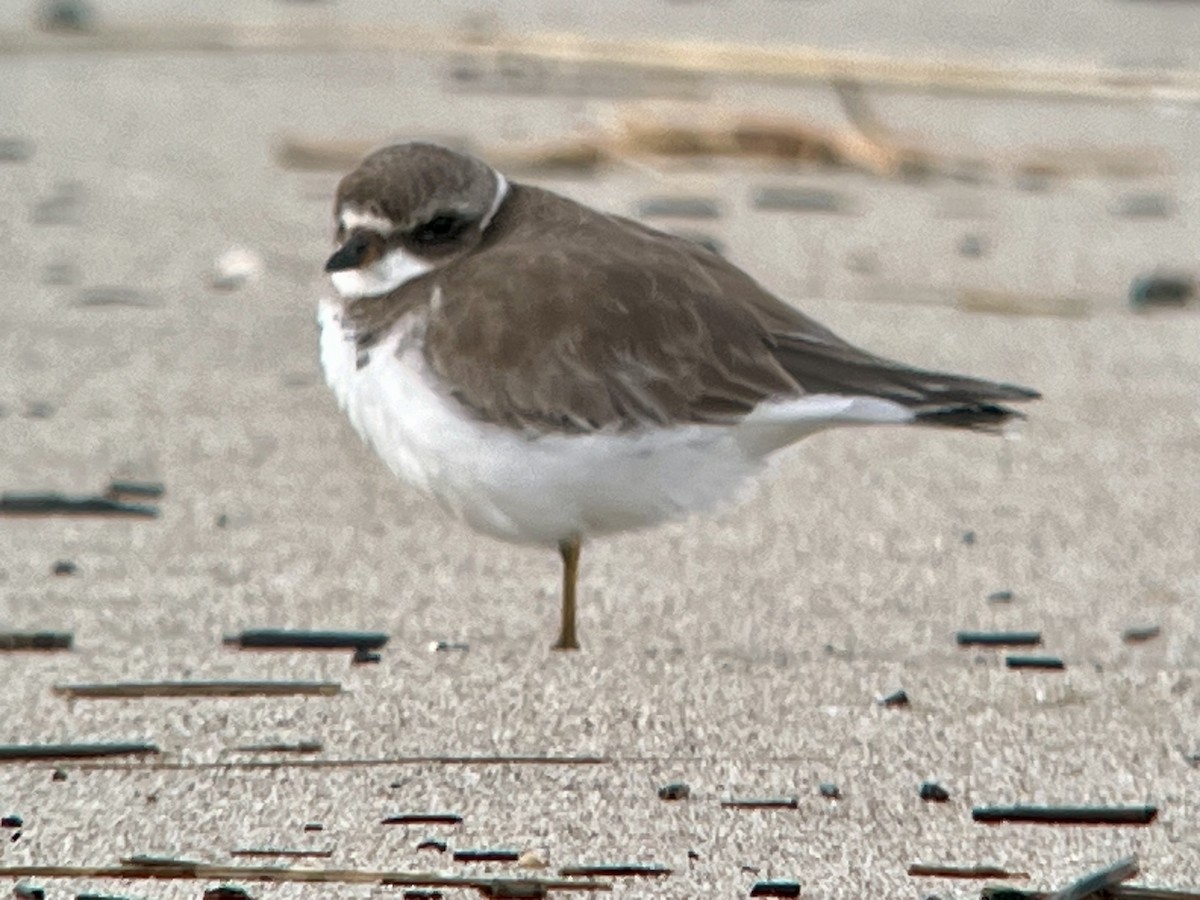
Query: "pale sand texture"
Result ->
[[2, 3, 1199, 897]]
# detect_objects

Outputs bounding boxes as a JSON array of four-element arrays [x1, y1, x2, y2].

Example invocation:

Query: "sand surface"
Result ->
[[2, 3, 1199, 898]]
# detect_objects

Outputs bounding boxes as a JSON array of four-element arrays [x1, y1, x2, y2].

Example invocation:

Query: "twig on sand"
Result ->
[[223, 629, 389, 650], [0, 862, 609, 895], [0, 743, 158, 762], [4, 22, 1200, 105], [0, 492, 158, 518], [1047, 855, 1138, 900], [53, 681, 342, 699], [909, 862, 1028, 879], [721, 797, 799, 810], [0, 632, 73, 651], [973, 805, 1157, 825], [980, 854, 1200, 899]]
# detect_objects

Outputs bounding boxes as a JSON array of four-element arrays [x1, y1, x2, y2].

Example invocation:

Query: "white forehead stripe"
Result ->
[[481, 173, 508, 231], [339, 208, 394, 235], [330, 246, 435, 299]]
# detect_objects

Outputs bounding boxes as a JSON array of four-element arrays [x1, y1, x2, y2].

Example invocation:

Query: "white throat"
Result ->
[[330, 247, 435, 300]]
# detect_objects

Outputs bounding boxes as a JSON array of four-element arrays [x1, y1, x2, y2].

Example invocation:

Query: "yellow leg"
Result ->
[[552, 537, 581, 651]]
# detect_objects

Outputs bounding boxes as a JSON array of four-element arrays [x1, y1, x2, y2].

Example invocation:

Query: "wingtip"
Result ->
[[987, 381, 1041, 402], [914, 401, 1027, 432]]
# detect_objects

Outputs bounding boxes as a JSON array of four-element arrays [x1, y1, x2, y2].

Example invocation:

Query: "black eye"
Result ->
[[411, 214, 468, 246]]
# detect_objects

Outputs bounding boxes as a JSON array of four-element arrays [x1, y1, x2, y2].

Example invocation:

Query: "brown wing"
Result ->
[[770, 331, 1040, 406], [422, 184, 1037, 435], [423, 234, 799, 433], [612, 219, 1039, 409]]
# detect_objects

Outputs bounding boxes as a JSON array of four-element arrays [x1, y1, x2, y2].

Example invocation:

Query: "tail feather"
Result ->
[[770, 332, 1039, 432]]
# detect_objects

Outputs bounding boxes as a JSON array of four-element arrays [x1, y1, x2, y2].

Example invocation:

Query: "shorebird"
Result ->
[[318, 142, 1038, 650]]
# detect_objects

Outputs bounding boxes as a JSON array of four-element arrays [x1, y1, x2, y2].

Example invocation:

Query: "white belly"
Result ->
[[318, 299, 767, 546], [318, 300, 912, 546]]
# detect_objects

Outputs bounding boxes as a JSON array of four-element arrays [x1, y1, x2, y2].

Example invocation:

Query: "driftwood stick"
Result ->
[[229, 740, 323, 754], [984, 888, 1200, 900], [0, 743, 158, 761], [223, 629, 389, 650], [909, 862, 1028, 879], [2, 23, 1199, 104], [229, 848, 334, 859], [0, 863, 609, 893], [972, 805, 1157, 826], [0, 492, 158, 518], [0, 632, 73, 651], [54, 681, 341, 699], [720, 797, 799, 810], [1110, 888, 1200, 900], [956, 631, 1043, 647], [1048, 855, 1138, 900], [558, 865, 671, 878], [66, 753, 609, 773]]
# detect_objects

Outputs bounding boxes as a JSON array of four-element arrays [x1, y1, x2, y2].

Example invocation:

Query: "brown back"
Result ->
[[345, 182, 1037, 434]]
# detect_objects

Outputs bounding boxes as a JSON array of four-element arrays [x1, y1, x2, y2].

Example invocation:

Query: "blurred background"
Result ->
[[1, 2, 1199, 898]]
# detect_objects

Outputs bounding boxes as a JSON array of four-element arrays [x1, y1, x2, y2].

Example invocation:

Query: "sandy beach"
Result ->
[[2, 2, 1199, 897]]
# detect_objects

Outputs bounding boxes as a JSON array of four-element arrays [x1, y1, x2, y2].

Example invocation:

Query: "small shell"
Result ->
[[516, 849, 548, 869], [212, 247, 263, 290]]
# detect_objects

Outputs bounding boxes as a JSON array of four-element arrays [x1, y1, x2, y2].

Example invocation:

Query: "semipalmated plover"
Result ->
[[319, 142, 1038, 650]]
